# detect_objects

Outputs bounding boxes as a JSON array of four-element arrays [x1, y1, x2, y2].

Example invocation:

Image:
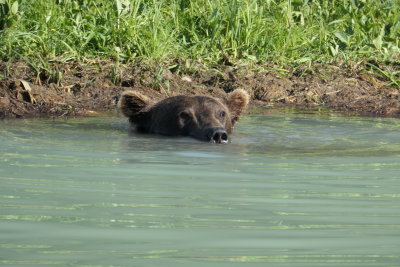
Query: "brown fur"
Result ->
[[118, 91, 153, 118], [226, 89, 250, 124], [119, 89, 249, 142]]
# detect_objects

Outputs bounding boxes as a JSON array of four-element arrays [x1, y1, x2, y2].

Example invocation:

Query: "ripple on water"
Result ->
[[0, 112, 400, 266]]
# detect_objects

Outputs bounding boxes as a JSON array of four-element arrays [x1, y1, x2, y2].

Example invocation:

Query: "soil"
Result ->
[[1, 60, 399, 119]]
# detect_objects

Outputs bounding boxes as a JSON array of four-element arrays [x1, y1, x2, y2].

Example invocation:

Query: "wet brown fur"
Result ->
[[119, 89, 249, 141]]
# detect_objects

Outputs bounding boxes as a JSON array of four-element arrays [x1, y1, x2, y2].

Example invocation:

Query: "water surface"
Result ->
[[1, 110, 399, 266]]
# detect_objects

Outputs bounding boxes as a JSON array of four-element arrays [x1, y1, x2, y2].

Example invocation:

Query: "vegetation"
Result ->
[[0, 0, 399, 85]]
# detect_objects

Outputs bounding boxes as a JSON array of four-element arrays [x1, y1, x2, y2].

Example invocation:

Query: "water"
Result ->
[[1, 110, 399, 267]]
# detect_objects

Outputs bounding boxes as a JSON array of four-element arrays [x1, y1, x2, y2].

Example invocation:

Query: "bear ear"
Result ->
[[118, 90, 152, 118], [226, 89, 249, 125]]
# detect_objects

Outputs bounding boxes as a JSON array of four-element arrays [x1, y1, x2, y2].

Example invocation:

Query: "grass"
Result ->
[[0, 0, 399, 85]]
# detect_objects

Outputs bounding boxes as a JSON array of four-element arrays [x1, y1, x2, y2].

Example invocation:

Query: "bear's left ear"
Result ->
[[118, 90, 152, 118], [226, 89, 249, 125]]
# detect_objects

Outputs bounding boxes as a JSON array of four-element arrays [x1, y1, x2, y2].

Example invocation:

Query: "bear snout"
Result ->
[[207, 127, 229, 144]]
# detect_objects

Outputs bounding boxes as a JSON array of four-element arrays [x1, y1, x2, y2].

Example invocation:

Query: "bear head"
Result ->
[[118, 89, 249, 143]]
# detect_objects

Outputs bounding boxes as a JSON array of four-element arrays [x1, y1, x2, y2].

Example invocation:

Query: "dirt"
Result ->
[[1, 60, 399, 119]]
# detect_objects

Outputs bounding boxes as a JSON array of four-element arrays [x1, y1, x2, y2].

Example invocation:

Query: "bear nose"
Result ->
[[207, 127, 228, 144]]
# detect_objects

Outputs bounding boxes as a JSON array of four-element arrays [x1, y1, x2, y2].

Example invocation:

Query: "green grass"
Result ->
[[0, 0, 399, 82]]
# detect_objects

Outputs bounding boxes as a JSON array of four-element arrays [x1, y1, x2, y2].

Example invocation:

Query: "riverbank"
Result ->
[[1, 60, 399, 119], [1, 1, 399, 119]]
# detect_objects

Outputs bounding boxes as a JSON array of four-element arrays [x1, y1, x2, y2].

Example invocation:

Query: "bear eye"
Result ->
[[219, 111, 226, 119], [179, 111, 192, 123]]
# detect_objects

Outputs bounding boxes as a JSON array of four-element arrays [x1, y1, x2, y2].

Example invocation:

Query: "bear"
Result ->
[[118, 89, 249, 143]]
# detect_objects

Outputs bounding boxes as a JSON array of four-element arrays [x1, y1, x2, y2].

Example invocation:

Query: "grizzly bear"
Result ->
[[118, 89, 249, 143]]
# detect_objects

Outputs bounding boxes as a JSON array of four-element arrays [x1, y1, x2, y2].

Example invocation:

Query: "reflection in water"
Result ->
[[1, 111, 400, 266]]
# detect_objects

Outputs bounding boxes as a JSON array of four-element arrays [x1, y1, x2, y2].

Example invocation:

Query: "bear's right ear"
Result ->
[[118, 90, 152, 118], [226, 89, 250, 125]]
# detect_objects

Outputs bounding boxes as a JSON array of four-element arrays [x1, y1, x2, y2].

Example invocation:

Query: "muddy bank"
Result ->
[[1, 61, 399, 119]]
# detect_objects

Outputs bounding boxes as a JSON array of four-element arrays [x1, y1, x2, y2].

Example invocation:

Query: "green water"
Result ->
[[0, 111, 399, 267]]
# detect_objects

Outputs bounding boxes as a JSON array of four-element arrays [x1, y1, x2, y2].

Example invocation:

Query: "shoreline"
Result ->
[[1, 61, 399, 119]]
